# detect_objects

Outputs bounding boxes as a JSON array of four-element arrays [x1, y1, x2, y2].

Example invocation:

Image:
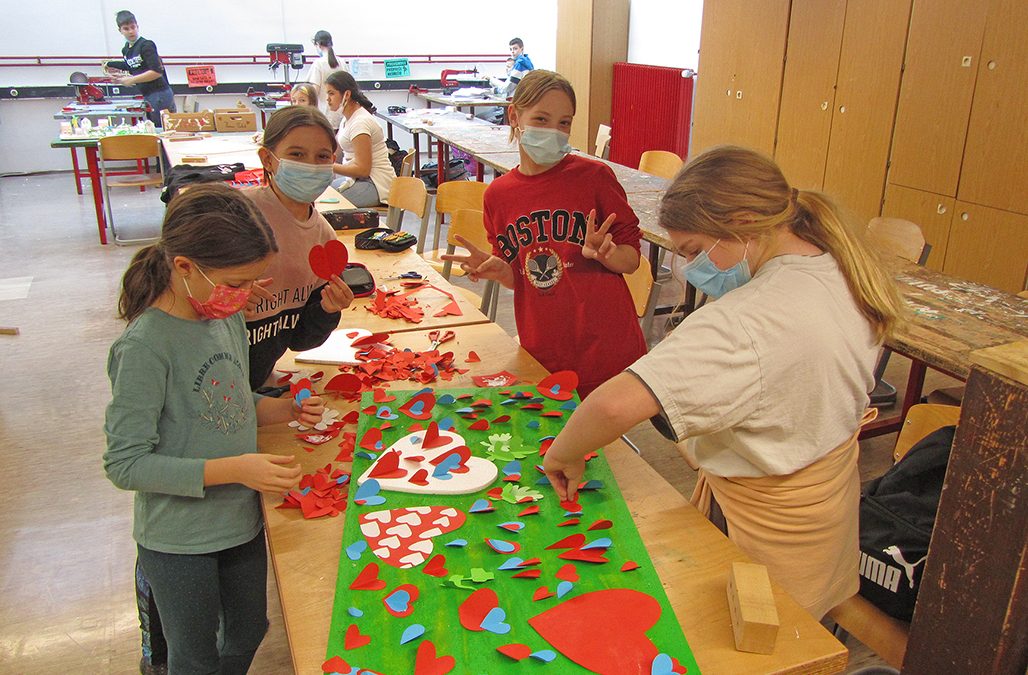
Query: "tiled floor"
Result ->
[[0, 173, 950, 673]]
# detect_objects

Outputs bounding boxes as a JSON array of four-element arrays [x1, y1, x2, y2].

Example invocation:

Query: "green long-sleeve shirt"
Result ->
[[104, 308, 262, 554]]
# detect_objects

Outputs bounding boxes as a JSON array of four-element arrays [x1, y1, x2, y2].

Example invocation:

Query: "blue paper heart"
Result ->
[[454, 406, 475, 414], [527, 420, 540, 429], [651, 653, 674, 675], [560, 399, 578, 411], [486, 538, 517, 554], [432, 452, 462, 479], [354, 479, 385, 506], [500, 398, 517, 406], [480, 606, 511, 634], [345, 540, 367, 561], [384, 589, 412, 614], [437, 393, 456, 405], [556, 580, 574, 598], [400, 623, 425, 645], [408, 400, 425, 416], [469, 499, 492, 513], [531, 650, 557, 663], [550, 384, 562, 395], [354, 450, 378, 460], [438, 417, 455, 431], [536, 476, 551, 486], [375, 406, 398, 420], [498, 557, 525, 571], [347, 606, 363, 618], [579, 479, 605, 490], [294, 388, 312, 405], [582, 537, 612, 550], [501, 460, 521, 476], [498, 521, 525, 532], [413, 387, 432, 395], [336, 474, 350, 485], [445, 538, 468, 547]]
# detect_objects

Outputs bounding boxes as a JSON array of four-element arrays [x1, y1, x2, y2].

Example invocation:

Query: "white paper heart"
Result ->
[[409, 539, 434, 554], [380, 535, 402, 550], [396, 512, 423, 526], [400, 553, 427, 566], [420, 527, 444, 539], [360, 521, 381, 538], [366, 511, 392, 523], [356, 427, 498, 495], [374, 547, 391, 559], [386, 523, 413, 538]]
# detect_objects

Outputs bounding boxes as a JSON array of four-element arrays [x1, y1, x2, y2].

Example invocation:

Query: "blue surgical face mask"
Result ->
[[519, 126, 572, 166], [270, 154, 335, 203], [683, 239, 751, 298]]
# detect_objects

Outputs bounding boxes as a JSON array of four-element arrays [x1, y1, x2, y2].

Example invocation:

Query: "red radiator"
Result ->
[[609, 62, 694, 169]]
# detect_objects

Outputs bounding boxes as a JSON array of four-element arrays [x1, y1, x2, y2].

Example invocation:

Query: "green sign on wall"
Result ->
[[384, 58, 411, 79]]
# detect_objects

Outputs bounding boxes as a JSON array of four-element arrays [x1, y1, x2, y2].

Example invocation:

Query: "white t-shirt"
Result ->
[[336, 106, 395, 201], [628, 253, 879, 478], [306, 55, 348, 114]]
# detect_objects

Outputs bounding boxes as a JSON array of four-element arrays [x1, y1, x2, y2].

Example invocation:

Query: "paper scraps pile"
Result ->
[[324, 335, 467, 398], [278, 463, 351, 519], [365, 283, 463, 324]]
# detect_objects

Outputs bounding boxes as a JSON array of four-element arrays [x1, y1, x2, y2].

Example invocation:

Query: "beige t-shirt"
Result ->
[[629, 253, 879, 478], [337, 106, 395, 202]]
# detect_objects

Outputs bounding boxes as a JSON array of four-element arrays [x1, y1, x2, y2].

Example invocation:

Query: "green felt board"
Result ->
[[326, 386, 700, 674]]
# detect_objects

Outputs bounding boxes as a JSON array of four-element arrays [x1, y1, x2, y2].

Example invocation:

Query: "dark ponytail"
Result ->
[[325, 70, 375, 113], [313, 30, 339, 69], [118, 183, 278, 322]]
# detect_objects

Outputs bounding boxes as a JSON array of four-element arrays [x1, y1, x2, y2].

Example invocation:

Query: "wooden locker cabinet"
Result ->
[[943, 203, 1028, 293], [774, 0, 847, 191], [957, 0, 1028, 216], [690, 0, 791, 158], [887, 0, 988, 197], [821, 0, 912, 224], [556, 0, 630, 154], [882, 184, 954, 272]]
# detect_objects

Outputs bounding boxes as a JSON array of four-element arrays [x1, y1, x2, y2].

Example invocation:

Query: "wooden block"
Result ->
[[727, 562, 779, 654]]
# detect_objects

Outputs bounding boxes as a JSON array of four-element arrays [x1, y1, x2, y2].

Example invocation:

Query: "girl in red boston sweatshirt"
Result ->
[[443, 70, 647, 398]]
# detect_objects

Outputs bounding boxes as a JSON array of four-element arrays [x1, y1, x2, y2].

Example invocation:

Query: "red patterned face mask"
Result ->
[[183, 267, 251, 320]]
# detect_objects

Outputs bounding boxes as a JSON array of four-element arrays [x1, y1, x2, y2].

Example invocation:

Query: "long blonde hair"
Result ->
[[659, 146, 902, 339], [507, 70, 577, 142]]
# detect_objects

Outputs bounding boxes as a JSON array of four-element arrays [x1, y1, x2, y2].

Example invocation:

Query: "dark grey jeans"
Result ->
[[137, 530, 268, 675]]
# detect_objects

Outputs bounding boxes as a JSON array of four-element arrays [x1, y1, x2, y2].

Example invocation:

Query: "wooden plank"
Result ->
[[943, 202, 1028, 293], [903, 354, 1028, 674], [888, 0, 987, 197], [727, 562, 780, 655], [425, 124, 519, 155], [822, 0, 911, 223], [969, 340, 1028, 387], [774, 0, 847, 190], [957, 0, 1028, 215]]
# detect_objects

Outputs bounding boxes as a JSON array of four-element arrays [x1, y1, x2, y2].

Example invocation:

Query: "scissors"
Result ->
[[427, 330, 455, 350], [384, 271, 423, 281]]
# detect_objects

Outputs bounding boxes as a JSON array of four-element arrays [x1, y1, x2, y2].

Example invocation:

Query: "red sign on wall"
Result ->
[[186, 66, 217, 88]]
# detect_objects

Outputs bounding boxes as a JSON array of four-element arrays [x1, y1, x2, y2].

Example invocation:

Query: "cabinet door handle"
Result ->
[[937, 204, 947, 215]]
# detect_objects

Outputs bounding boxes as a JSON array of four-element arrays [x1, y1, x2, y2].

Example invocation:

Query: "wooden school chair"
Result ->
[[385, 176, 432, 245], [638, 150, 683, 179], [399, 149, 416, 178], [98, 134, 164, 245], [827, 403, 961, 671], [424, 180, 488, 258], [440, 209, 500, 321], [594, 124, 611, 159], [623, 256, 661, 341], [865, 217, 931, 407]]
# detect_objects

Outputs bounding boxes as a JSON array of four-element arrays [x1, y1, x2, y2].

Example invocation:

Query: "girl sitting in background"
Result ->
[[289, 82, 319, 107], [325, 70, 395, 207]]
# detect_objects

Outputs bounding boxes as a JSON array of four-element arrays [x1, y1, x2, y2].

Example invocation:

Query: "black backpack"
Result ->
[[857, 425, 955, 621], [419, 158, 469, 189], [161, 162, 246, 203]]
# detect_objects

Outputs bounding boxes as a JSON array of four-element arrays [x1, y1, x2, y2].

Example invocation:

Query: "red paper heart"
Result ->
[[468, 419, 490, 431], [400, 391, 436, 420], [414, 640, 455, 675], [382, 583, 419, 617], [528, 589, 663, 675], [421, 422, 449, 449], [309, 239, 349, 280], [547, 534, 586, 551], [359, 506, 466, 568], [512, 568, 541, 579], [422, 554, 448, 577], [368, 449, 407, 479], [322, 656, 350, 673], [359, 427, 383, 451], [497, 643, 531, 661], [621, 561, 641, 572], [588, 519, 613, 531], [408, 468, 429, 486], [533, 586, 555, 601], [352, 332, 390, 347], [349, 562, 387, 591], [518, 505, 540, 517], [558, 548, 610, 563], [373, 388, 396, 403], [555, 564, 579, 583], [343, 623, 370, 650], [465, 351, 481, 363], [458, 587, 499, 632], [536, 370, 579, 401], [325, 373, 363, 394]]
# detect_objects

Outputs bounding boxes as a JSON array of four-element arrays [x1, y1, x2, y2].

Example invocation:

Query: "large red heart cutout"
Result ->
[[359, 506, 466, 568], [309, 239, 349, 280], [414, 640, 455, 675], [528, 589, 662, 674]]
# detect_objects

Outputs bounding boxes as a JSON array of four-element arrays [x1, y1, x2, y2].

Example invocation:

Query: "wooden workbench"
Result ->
[[258, 320, 849, 675]]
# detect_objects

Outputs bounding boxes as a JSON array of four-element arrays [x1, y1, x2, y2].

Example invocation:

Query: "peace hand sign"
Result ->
[[440, 236, 511, 283], [581, 209, 617, 261]]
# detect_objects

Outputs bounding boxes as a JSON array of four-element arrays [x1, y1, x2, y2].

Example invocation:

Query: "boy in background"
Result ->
[[508, 37, 535, 91], [103, 10, 176, 127]]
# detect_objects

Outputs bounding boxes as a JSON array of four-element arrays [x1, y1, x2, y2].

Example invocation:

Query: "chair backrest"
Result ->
[[399, 149, 416, 177], [867, 217, 928, 265], [638, 150, 683, 179], [387, 176, 429, 218], [435, 180, 488, 217], [99, 134, 161, 161], [893, 403, 960, 462], [623, 256, 654, 318], [594, 124, 612, 159], [447, 209, 489, 251]]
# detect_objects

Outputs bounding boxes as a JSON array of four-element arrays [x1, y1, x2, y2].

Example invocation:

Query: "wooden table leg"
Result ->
[[69, 147, 84, 195], [413, 135, 421, 177], [85, 146, 108, 245], [436, 140, 446, 187]]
